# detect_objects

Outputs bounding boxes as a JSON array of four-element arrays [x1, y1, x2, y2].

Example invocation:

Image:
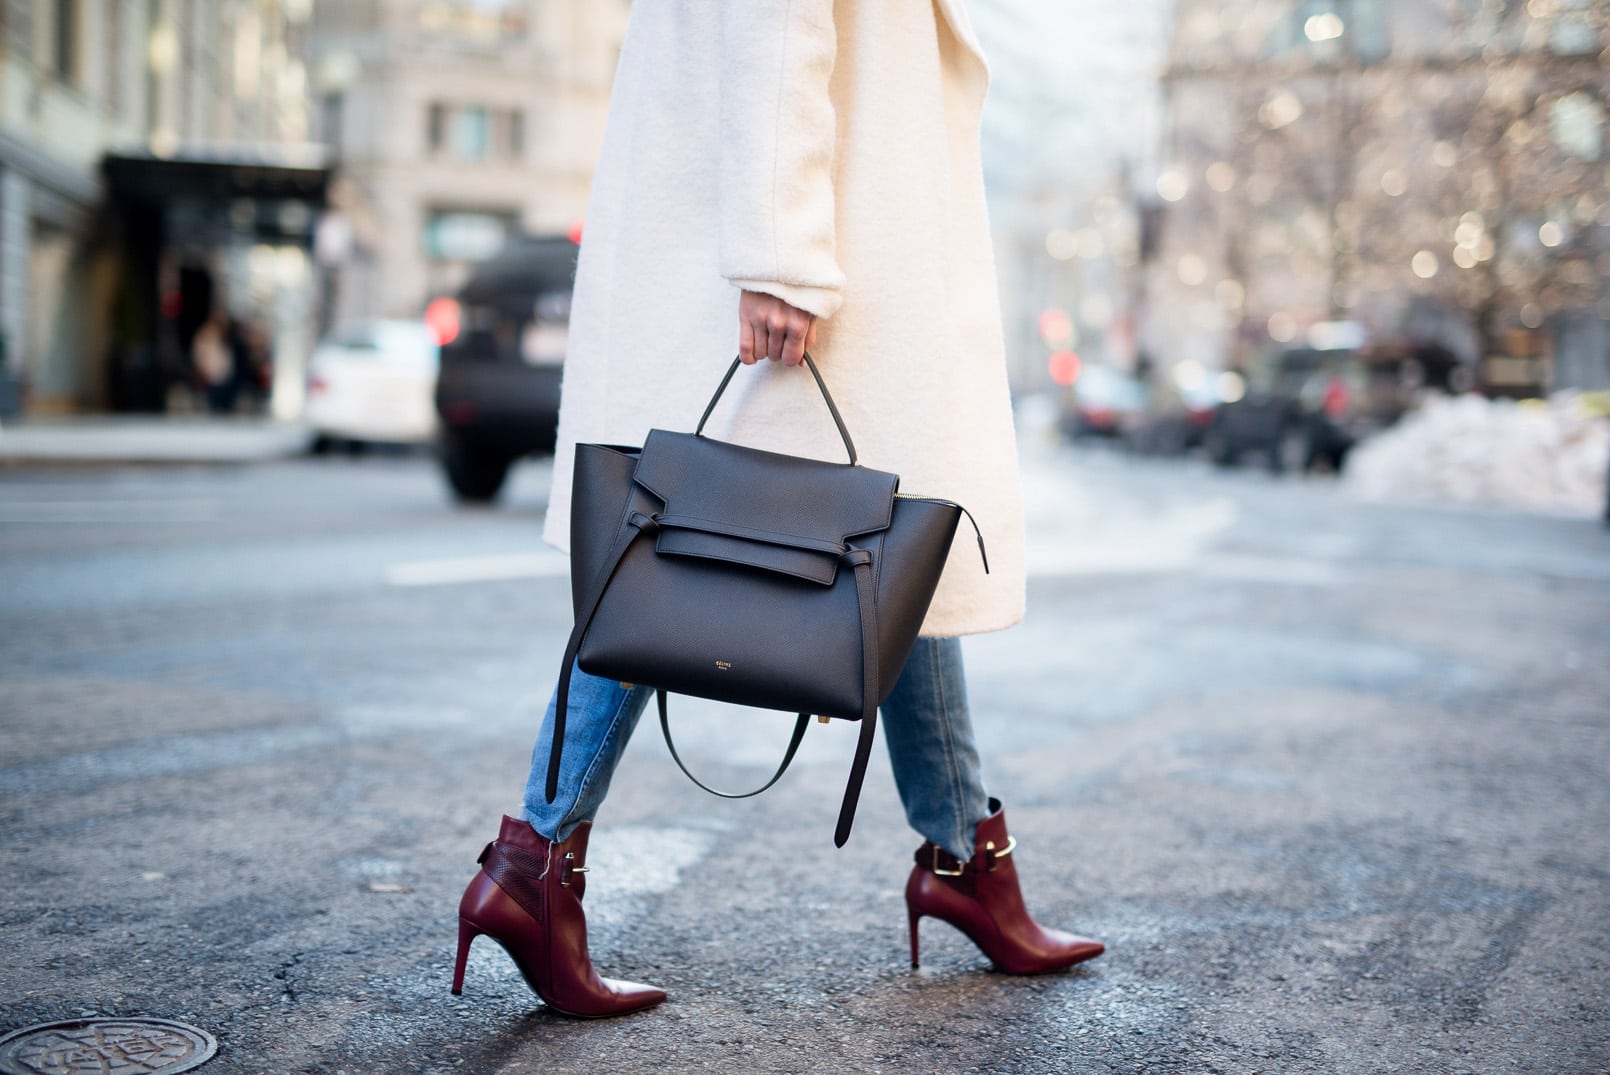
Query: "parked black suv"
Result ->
[[1206, 342, 1458, 473], [433, 235, 578, 502]]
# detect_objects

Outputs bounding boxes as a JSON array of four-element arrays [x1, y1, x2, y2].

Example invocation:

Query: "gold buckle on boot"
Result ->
[[559, 850, 589, 887], [931, 846, 966, 877], [983, 836, 1017, 872]]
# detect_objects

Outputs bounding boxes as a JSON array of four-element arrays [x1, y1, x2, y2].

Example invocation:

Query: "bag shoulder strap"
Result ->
[[547, 510, 657, 802], [838, 550, 880, 846]]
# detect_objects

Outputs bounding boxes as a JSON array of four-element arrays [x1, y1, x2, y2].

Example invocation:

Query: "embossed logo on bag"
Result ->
[[715, 660, 733, 671]]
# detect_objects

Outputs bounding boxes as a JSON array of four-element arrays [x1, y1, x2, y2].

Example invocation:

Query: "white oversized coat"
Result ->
[[545, 0, 1025, 636]]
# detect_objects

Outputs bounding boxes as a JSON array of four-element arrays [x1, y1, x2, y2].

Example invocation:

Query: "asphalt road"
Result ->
[[2, 442, 1608, 1075]]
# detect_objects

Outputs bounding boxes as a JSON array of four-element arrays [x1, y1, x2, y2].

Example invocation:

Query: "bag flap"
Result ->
[[655, 526, 841, 585], [632, 429, 899, 545]]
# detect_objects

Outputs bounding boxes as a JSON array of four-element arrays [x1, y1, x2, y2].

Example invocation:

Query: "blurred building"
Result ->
[[0, 0, 325, 416], [1149, 0, 1609, 394], [308, 1, 628, 329], [971, 0, 1175, 394]]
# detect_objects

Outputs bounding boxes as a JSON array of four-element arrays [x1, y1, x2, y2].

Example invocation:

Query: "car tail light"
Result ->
[[1323, 377, 1349, 420], [425, 297, 461, 347]]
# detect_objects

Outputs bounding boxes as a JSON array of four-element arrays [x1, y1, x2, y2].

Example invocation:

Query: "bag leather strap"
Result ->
[[548, 510, 659, 803], [550, 506, 881, 846], [654, 547, 879, 846], [696, 353, 859, 466], [652, 512, 850, 557], [656, 694, 810, 799], [837, 549, 881, 847]]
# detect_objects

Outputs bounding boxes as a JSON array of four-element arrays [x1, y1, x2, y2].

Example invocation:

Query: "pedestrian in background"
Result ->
[[193, 316, 236, 414], [453, 0, 1105, 1017], [226, 318, 269, 415]]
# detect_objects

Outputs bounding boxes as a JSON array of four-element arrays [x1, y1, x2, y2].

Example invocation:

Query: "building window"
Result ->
[[427, 102, 446, 153], [424, 208, 518, 261], [103, 0, 122, 114], [417, 0, 529, 46], [428, 104, 525, 162], [450, 106, 492, 161], [53, 0, 77, 84], [322, 93, 345, 151], [507, 109, 525, 160]]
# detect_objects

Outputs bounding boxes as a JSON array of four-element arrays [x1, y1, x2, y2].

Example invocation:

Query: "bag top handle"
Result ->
[[695, 353, 859, 466]]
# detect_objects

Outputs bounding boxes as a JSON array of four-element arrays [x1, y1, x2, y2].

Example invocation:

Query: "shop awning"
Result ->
[[102, 145, 331, 205]]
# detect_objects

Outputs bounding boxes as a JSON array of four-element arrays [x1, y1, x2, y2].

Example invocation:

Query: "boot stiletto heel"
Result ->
[[451, 919, 479, 996]]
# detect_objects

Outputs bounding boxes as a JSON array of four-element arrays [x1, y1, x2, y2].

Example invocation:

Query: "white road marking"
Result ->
[[0, 499, 223, 523], [384, 550, 569, 586]]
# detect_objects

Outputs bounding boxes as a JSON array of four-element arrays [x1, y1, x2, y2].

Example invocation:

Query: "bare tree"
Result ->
[[1152, 0, 1608, 389]]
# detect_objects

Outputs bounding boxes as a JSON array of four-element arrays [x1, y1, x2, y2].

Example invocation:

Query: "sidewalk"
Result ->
[[0, 415, 313, 465]]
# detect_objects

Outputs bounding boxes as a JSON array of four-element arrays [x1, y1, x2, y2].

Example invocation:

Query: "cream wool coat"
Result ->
[[545, 0, 1025, 636]]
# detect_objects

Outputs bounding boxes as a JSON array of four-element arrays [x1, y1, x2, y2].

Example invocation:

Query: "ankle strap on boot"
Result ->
[[920, 836, 1016, 877]]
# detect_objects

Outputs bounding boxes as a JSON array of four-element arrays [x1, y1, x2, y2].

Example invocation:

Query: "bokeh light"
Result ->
[[1303, 12, 1345, 42], [1156, 168, 1190, 202], [1038, 307, 1074, 346], [1047, 350, 1082, 387], [1045, 228, 1079, 260], [424, 296, 461, 346]]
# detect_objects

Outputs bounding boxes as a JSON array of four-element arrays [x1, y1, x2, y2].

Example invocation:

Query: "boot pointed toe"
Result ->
[[546, 978, 666, 1019], [1066, 936, 1105, 964], [601, 978, 667, 1010]]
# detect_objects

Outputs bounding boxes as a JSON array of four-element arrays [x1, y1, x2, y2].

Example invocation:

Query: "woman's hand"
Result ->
[[739, 290, 818, 366]]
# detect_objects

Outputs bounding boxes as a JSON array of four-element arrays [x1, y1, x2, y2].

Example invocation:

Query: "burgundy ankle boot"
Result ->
[[905, 799, 1104, 974], [452, 816, 666, 1017]]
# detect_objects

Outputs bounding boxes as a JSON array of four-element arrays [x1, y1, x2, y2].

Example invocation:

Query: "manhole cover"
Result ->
[[0, 1018, 217, 1075]]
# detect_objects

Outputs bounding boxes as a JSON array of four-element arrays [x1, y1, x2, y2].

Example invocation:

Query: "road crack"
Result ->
[[274, 952, 305, 1004]]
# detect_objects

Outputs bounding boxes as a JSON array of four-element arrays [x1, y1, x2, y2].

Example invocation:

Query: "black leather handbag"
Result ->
[[547, 355, 986, 845]]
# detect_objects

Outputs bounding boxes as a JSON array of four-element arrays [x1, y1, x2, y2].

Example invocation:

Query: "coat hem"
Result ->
[[917, 603, 1025, 639]]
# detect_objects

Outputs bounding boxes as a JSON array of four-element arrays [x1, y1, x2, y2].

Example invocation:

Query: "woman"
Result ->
[[452, 0, 1104, 1017]]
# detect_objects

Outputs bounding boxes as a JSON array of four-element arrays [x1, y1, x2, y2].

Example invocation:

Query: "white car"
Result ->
[[305, 320, 440, 448]]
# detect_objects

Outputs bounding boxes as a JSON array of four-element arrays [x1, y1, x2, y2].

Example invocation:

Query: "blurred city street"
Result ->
[[2, 439, 1607, 1074], [1, 1, 1608, 1071]]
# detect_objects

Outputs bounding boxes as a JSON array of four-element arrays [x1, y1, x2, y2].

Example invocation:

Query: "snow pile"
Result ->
[[1345, 392, 1610, 517]]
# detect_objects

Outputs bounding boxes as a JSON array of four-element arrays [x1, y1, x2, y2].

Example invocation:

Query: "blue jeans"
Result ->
[[521, 637, 992, 859]]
